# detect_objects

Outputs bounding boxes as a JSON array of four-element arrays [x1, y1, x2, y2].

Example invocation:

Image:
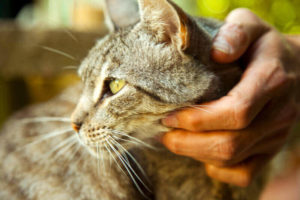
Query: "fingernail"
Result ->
[[213, 23, 248, 56], [162, 114, 178, 128], [212, 36, 232, 54]]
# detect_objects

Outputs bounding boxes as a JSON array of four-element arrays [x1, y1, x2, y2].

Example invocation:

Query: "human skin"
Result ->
[[161, 8, 300, 187]]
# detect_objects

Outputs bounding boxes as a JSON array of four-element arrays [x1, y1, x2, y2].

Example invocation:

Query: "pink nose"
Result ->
[[71, 122, 81, 133]]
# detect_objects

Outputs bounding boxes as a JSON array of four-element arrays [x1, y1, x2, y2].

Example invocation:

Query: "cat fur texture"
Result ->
[[0, 0, 270, 199]]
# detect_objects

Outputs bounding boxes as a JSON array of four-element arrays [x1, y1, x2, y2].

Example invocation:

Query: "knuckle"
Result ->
[[215, 135, 240, 164], [270, 58, 284, 75], [233, 101, 252, 129], [188, 118, 200, 132], [267, 59, 292, 91], [183, 113, 201, 131]]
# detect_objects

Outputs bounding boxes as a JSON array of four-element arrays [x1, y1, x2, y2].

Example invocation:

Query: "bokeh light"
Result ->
[[202, 0, 230, 14], [271, 0, 296, 29], [174, 0, 300, 34]]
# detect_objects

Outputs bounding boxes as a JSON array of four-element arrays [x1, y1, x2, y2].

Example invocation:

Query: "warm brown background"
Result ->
[[0, 21, 106, 126]]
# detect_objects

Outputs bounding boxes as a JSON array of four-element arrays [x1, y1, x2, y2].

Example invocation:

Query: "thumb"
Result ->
[[211, 8, 270, 63]]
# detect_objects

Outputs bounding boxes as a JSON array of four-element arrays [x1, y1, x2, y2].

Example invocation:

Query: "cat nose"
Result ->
[[71, 122, 82, 133]]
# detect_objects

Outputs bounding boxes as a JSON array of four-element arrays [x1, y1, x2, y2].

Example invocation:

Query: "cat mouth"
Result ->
[[77, 127, 153, 158], [76, 129, 126, 156], [78, 131, 111, 147]]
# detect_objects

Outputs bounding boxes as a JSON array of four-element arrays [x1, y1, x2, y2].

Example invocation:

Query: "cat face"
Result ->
[[71, 27, 182, 157], [70, 0, 240, 157]]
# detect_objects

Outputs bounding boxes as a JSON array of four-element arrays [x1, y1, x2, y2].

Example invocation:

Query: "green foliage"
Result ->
[[173, 0, 300, 34]]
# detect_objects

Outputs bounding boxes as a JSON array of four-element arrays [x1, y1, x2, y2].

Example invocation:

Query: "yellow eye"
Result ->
[[109, 79, 126, 94]]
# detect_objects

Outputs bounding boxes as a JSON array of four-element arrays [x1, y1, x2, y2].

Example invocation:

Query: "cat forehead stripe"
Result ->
[[81, 35, 113, 81], [93, 61, 110, 102]]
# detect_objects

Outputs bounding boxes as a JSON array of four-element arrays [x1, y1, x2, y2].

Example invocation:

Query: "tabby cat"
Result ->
[[0, 0, 270, 199]]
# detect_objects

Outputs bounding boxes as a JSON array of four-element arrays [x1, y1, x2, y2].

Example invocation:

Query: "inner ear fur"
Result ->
[[139, 0, 213, 59], [139, 0, 184, 47]]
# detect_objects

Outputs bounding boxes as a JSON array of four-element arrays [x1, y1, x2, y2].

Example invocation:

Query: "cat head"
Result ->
[[71, 0, 241, 157]]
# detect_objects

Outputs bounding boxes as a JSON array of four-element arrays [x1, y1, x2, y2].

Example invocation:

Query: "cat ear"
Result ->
[[138, 0, 214, 58], [103, 0, 140, 31]]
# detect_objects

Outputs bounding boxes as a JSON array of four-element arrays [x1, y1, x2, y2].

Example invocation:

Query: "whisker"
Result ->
[[112, 130, 156, 150], [76, 131, 86, 147], [21, 128, 74, 149], [116, 153, 151, 193], [106, 139, 151, 191], [190, 104, 216, 108], [104, 143, 126, 176], [67, 143, 81, 162], [63, 29, 79, 42], [109, 137, 150, 183], [109, 147, 112, 171], [110, 139, 130, 165], [112, 136, 141, 147], [46, 135, 77, 159], [112, 134, 157, 151], [53, 139, 78, 169], [106, 139, 151, 198], [187, 105, 213, 114], [99, 142, 106, 174], [96, 143, 101, 176], [72, 145, 84, 166], [107, 139, 131, 167], [53, 136, 78, 159], [41, 45, 76, 60], [20, 117, 71, 123]]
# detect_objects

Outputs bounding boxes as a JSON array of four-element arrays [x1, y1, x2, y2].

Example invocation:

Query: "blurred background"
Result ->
[[1, 0, 300, 127], [0, 1, 299, 198]]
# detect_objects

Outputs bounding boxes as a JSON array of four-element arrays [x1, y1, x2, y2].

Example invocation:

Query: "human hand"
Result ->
[[162, 8, 300, 187]]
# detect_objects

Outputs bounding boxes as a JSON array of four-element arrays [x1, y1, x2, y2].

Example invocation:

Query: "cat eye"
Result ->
[[109, 79, 126, 94]]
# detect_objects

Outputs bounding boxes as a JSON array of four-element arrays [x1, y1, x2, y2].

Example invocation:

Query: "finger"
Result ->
[[162, 96, 255, 131], [192, 128, 290, 166], [162, 129, 244, 163], [162, 103, 296, 165], [205, 154, 272, 187], [211, 8, 270, 63], [162, 128, 285, 167], [162, 87, 267, 132]]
